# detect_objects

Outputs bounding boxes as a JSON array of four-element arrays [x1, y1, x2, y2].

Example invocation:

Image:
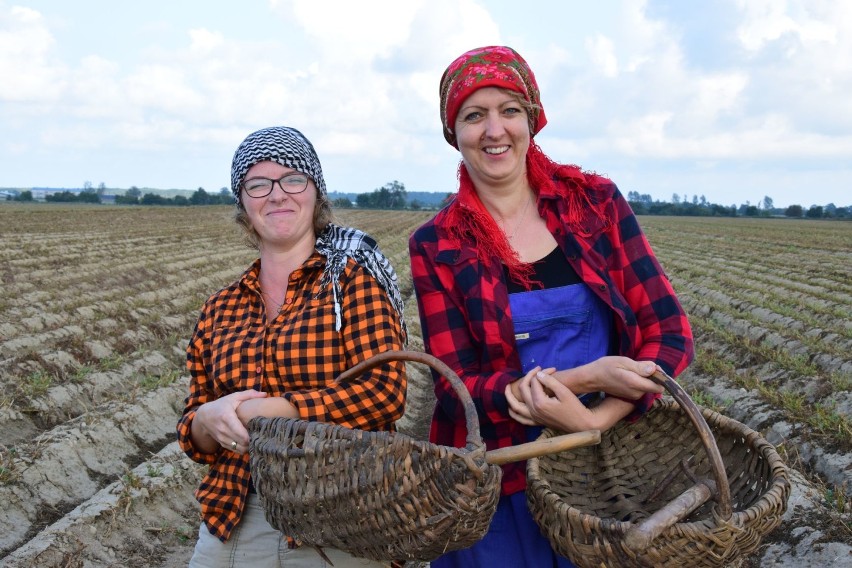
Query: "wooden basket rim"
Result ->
[[527, 397, 791, 529]]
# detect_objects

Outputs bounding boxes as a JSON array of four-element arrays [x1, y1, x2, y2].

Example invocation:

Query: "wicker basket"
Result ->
[[527, 370, 791, 568], [247, 350, 507, 563]]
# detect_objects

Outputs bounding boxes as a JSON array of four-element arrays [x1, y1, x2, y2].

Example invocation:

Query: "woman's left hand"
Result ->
[[507, 370, 588, 430], [507, 370, 632, 433]]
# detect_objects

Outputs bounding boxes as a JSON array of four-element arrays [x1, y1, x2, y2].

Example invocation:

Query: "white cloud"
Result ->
[[0, 6, 65, 102], [586, 34, 619, 78], [736, 0, 836, 52], [188, 28, 225, 52], [0, 0, 849, 208], [292, 0, 418, 55]]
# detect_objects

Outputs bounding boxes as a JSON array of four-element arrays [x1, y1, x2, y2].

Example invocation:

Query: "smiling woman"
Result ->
[[408, 45, 695, 568], [176, 126, 409, 568]]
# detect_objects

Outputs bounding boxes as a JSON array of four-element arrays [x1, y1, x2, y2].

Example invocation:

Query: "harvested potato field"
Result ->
[[1, 204, 849, 567]]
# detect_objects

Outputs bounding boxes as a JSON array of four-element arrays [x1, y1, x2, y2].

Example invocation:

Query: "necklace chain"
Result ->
[[503, 194, 533, 241], [262, 290, 285, 312]]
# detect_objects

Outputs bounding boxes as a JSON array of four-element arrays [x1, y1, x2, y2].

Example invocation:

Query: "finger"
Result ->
[[536, 373, 587, 414], [528, 373, 547, 401], [505, 383, 521, 411], [233, 389, 269, 402], [508, 408, 536, 425], [537, 372, 570, 397], [506, 386, 533, 418], [509, 403, 534, 421], [633, 371, 664, 394], [532, 371, 560, 398], [522, 365, 542, 381], [224, 439, 251, 454], [531, 371, 562, 400], [517, 374, 534, 402], [232, 419, 252, 446], [634, 360, 657, 377]]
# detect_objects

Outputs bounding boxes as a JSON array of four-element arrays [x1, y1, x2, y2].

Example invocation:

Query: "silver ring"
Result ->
[[230, 441, 238, 450]]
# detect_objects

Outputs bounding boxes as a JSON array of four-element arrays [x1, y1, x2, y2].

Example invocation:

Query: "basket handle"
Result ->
[[335, 349, 486, 455], [623, 368, 733, 552], [485, 429, 600, 465]]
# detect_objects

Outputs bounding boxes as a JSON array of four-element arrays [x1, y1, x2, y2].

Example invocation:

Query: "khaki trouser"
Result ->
[[189, 493, 390, 568]]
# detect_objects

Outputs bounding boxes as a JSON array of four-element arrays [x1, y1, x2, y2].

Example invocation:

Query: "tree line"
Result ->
[[7, 183, 849, 219], [626, 192, 849, 219], [10, 186, 234, 206], [114, 187, 234, 206]]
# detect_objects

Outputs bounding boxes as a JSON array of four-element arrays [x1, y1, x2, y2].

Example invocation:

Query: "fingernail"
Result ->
[[643, 363, 655, 374]]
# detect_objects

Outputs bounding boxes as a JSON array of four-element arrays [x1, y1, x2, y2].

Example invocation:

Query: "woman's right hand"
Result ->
[[190, 390, 269, 455], [563, 356, 662, 400]]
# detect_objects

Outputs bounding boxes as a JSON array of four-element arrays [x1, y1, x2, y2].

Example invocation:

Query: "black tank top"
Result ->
[[505, 246, 581, 293]]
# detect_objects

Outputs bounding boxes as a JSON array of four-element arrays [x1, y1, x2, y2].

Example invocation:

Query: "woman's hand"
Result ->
[[506, 370, 588, 430], [507, 365, 555, 403], [505, 366, 557, 425], [191, 390, 268, 454], [560, 356, 662, 400], [507, 371, 637, 433]]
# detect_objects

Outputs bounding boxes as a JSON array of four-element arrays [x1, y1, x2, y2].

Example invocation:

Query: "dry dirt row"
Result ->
[[1, 205, 850, 567]]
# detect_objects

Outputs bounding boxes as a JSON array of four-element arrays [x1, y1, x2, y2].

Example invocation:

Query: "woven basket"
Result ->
[[527, 370, 791, 568], [248, 350, 502, 563]]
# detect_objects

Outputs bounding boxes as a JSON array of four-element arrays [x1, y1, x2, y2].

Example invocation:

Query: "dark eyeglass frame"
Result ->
[[241, 174, 310, 198]]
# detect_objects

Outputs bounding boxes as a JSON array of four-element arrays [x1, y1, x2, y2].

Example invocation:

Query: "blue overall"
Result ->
[[432, 282, 612, 568]]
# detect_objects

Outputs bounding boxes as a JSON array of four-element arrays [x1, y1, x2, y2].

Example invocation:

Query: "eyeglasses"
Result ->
[[241, 174, 310, 198]]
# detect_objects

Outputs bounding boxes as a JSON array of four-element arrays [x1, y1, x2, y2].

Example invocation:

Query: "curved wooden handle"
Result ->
[[623, 368, 732, 552], [624, 479, 718, 551], [648, 369, 732, 518], [486, 430, 601, 465], [335, 350, 485, 455]]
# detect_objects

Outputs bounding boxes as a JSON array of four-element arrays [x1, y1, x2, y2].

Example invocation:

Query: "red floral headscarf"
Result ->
[[439, 46, 606, 288], [439, 45, 547, 148]]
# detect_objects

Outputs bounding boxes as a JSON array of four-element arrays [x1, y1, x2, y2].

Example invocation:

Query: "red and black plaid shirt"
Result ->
[[409, 177, 693, 496], [176, 254, 406, 541]]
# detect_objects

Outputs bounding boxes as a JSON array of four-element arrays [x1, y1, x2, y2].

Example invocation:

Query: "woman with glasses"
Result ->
[[177, 126, 407, 567]]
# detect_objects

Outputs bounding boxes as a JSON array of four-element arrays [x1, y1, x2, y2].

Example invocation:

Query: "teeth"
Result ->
[[484, 146, 508, 154]]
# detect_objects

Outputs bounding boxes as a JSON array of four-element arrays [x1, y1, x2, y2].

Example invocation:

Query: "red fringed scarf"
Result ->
[[444, 142, 609, 289]]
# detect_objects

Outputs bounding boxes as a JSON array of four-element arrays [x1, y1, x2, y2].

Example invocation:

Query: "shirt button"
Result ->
[[255, 366, 262, 374], [599, 284, 607, 291]]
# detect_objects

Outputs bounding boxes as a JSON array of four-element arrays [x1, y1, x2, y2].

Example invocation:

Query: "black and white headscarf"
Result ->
[[231, 126, 406, 341], [316, 224, 407, 341], [230, 126, 327, 206]]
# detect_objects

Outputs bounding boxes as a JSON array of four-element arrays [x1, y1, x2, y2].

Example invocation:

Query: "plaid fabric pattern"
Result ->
[[316, 224, 407, 339], [409, 175, 693, 496], [177, 254, 406, 542]]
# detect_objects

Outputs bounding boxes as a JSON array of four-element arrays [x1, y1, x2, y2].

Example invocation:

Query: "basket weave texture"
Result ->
[[247, 351, 503, 562], [527, 398, 791, 568]]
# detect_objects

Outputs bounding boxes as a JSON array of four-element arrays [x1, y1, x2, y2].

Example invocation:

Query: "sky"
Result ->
[[1, 0, 850, 208]]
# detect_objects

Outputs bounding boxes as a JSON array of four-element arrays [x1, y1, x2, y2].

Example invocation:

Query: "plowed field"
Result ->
[[1, 204, 849, 566]]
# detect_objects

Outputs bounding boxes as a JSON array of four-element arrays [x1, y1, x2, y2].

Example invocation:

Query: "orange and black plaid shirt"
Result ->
[[176, 254, 406, 542]]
